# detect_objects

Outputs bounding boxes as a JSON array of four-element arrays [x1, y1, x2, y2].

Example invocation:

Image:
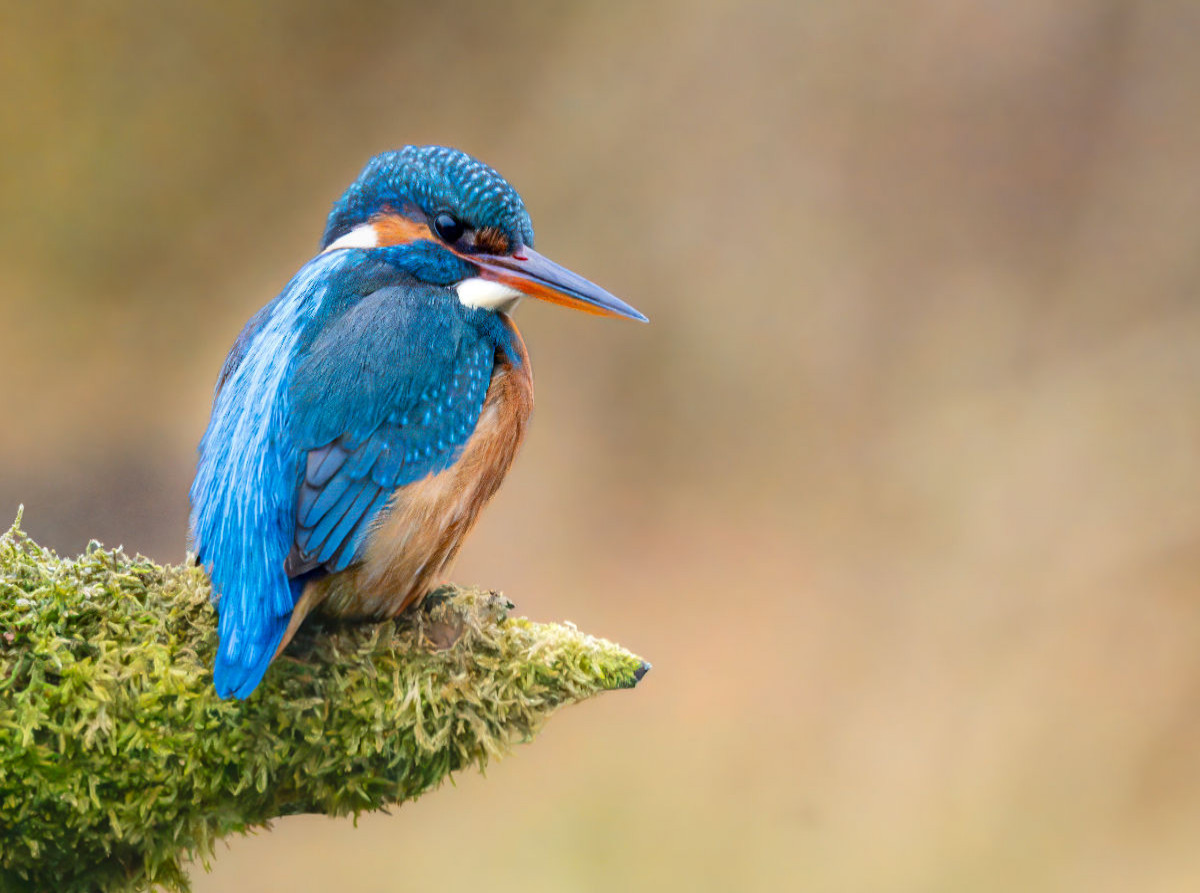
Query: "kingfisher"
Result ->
[[190, 145, 646, 699]]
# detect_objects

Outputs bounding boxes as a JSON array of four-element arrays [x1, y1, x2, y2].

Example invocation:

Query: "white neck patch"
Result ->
[[322, 223, 379, 252], [456, 277, 523, 313]]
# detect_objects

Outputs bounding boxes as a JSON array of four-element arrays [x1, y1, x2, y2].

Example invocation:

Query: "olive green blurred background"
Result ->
[[3, 1, 1200, 890]]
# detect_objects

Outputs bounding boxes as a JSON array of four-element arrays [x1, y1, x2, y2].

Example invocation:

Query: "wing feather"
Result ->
[[286, 285, 497, 579], [306, 442, 348, 488]]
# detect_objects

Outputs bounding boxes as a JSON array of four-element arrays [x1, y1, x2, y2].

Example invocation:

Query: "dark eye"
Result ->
[[433, 212, 465, 243]]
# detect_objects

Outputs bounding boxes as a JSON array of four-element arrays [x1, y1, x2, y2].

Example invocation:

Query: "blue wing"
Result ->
[[283, 289, 494, 576], [285, 285, 497, 576]]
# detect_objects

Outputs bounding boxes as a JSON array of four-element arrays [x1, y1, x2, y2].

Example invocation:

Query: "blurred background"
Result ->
[[2, 1, 1199, 890]]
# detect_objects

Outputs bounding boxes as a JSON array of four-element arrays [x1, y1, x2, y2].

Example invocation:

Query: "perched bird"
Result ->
[[190, 146, 646, 699]]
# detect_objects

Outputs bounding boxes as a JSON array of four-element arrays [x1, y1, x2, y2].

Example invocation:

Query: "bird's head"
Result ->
[[321, 145, 646, 322]]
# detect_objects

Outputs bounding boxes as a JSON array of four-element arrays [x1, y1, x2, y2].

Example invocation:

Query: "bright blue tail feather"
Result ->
[[211, 574, 308, 699], [213, 615, 289, 699]]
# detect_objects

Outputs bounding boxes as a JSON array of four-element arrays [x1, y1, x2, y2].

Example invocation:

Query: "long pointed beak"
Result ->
[[474, 247, 648, 322]]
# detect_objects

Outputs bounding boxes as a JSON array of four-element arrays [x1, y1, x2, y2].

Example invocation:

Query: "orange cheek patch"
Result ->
[[370, 211, 434, 246]]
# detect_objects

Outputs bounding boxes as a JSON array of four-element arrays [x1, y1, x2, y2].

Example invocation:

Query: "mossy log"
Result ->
[[0, 517, 647, 893]]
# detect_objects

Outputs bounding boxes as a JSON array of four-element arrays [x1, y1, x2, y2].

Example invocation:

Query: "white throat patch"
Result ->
[[456, 277, 523, 313]]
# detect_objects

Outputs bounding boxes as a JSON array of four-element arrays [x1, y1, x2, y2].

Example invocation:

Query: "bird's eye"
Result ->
[[433, 213, 466, 244]]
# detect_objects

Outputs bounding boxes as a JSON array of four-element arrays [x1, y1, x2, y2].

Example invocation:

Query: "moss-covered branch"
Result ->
[[0, 516, 647, 893]]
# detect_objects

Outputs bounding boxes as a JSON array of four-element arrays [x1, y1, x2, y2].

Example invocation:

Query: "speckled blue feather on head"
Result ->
[[322, 145, 535, 250]]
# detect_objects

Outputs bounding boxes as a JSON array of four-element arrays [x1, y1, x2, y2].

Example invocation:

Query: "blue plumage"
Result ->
[[323, 146, 534, 250], [285, 283, 511, 575], [191, 145, 644, 699], [192, 255, 519, 698]]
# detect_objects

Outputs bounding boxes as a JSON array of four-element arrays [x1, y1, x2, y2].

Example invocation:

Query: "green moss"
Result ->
[[0, 516, 647, 893]]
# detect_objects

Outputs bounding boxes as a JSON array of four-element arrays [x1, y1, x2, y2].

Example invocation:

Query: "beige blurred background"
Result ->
[[3, 1, 1199, 890]]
